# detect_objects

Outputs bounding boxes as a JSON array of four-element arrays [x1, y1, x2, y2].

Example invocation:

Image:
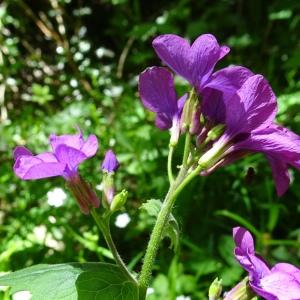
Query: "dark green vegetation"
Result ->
[[1, 0, 300, 299]]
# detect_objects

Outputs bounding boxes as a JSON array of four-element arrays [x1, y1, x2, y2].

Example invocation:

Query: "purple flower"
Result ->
[[233, 227, 300, 300], [14, 131, 98, 180], [13, 131, 99, 214], [152, 33, 230, 91], [199, 69, 300, 196], [102, 149, 120, 173], [139, 66, 187, 143]]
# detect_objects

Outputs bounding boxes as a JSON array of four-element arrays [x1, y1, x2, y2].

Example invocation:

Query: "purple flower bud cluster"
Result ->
[[139, 33, 300, 196], [13, 130, 120, 214]]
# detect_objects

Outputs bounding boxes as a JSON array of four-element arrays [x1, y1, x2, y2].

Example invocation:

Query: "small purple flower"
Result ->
[[13, 131, 99, 214], [102, 149, 120, 173], [14, 131, 98, 180], [152, 33, 230, 91], [233, 227, 300, 300], [199, 69, 300, 196], [139, 66, 187, 143]]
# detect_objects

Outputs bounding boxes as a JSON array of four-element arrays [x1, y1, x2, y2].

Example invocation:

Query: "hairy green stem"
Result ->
[[167, 145, 175, 184], [138, 163, 203, 299], [90, 209, 136, 283]]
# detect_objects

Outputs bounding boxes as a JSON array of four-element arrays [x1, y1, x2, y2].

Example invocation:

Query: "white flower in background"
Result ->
[[47, 188, 66, 207], [104, 86, 123, 98], [115, 213, 131, 228], [12, 291, 32, 300], [146, 287, 155, 295], [176, 296, 191, 300]]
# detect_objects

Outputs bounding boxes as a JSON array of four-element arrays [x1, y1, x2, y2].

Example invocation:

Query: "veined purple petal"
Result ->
[[233, 227, 255, 254], [55, 145, 87, 176], [152, 34, 229, 89], [139, 67, 178, 115], [202, 66, 254, 125], [13, 146, 33, 160], [155, 112, 172, 130], [267, 155, 290, 197], [272, 263, 300, 282], [81, 134, 98, 157], [49, 132, 84, 152], [102, 149, 120, 173], [14, 155, 65, 180], [252, 271, 300, 300], [226, 75, 277, 136]]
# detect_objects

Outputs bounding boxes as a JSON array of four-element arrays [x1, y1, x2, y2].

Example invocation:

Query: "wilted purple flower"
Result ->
[[139, 66, 187, 143], [233, 227, 300, 300], [13, 131, 99, 214], [152, 33, 230, 91], [199, 69, 300, 196], [102, 149, 120, 173]]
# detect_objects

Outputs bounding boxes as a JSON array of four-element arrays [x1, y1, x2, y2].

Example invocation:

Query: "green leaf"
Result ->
[[141, 199, 180, 251], [0, 263, 138, 300], [76, 269, 138, 299]]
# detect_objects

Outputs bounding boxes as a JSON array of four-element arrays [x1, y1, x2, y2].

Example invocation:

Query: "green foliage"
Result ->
[[0, 263, 138, 300], [1, 0, 300, 299]]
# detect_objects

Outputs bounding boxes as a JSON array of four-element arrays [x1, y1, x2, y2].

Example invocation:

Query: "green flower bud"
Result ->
[[224, 278, 257, 300], [209, 277, 222, 300], [181, 88, 199, 131], [110, 189, 128, 212], [206, 124, 226, 142]]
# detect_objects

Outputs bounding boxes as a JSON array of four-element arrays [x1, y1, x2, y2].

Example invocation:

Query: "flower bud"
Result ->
[[102, 150, 120, 173], [206, 124, 225, 143], [223, 278, 257, 300], [180, 88, 199, 133], [67, 174, 100, 214], [110, 189, 128, 212], [102, 173, 115, 207], [209, 278, 222, 300]]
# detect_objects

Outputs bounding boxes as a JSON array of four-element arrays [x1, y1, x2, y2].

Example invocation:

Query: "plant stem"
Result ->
[[138, 164, 203, 299], [90, 208, 136, 283], [182, 132, 191, 166], [167, 145, 175, 184]]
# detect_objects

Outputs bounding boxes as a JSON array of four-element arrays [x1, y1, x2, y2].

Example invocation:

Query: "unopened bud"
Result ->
[[209, 278, 222, 300], [102, 173, 115, 207], [180, 88, 199, 132], [223, 278, 256, 300], [206, 124, 225, 142], [110, 189, 128, 212]]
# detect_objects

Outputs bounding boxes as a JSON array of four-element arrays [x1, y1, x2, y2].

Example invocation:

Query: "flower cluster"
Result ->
[[232, 227, 300, 300], [139, 33, 300, 196]]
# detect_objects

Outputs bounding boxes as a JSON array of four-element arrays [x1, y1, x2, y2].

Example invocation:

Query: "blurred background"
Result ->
[[0, 0, 300, 299]]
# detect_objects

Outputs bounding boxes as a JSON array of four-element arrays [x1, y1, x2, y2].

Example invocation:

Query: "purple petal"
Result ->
[[14, 155, 65, 180], [226, 75, 277, 136], [81, 134, 98, 157], [233, 227, 255, 254], [204, 66, 254, 96], [177, 93, 188, 115], [13, 146, 33, 160], [155, 113, 173, 130], [272, 263, 300, 283], [55, 145, 87, 174], [252, 271, 300, 300], [139, 67, 178, 117], [152, 34, 229, 89], [267, 155, 290, 197], [202, 66, 254, 124], [49, 132, 84, 152], [101, 149, 120, 173], [202, 88, 226, 124]]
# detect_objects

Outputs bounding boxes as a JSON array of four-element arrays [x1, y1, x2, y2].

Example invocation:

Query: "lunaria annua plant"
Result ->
[[1, 33, 299, 300]]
